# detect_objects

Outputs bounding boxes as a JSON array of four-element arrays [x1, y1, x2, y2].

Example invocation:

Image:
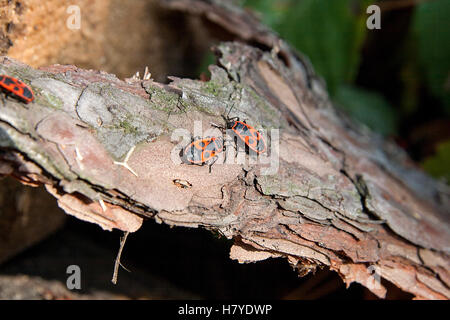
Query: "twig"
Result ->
[[113, 145, 139, 177], [111, 231, 130, 285]]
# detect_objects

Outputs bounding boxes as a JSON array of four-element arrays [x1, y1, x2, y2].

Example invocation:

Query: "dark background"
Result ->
[[0, 215, 414, 299]]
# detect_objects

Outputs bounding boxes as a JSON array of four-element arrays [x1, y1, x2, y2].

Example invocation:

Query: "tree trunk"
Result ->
[[0, 0, 449, 299]]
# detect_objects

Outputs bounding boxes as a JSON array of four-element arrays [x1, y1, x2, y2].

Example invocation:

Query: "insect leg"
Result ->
[[207, 156, 218, 173]]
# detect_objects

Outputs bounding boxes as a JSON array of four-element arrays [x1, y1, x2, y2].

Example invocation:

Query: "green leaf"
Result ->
[[243, 0, 371, 95], [334, 85, 397, 136], [413, 0, 450, 113], [422, 140, 450, 182], [241, 0, 288, 27], [197, 51, 216, 77]]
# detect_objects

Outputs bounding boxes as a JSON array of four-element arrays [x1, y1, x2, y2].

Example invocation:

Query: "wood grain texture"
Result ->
[[0, 0, 448, 299]]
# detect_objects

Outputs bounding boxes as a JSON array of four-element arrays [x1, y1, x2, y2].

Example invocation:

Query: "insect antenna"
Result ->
[[224, 102, 236, 120]]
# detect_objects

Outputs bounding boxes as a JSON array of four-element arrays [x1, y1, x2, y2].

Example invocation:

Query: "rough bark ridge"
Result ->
[[0, 0, 449, 299]]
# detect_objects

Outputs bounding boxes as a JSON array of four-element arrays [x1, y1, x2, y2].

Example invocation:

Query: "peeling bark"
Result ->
[[0, 0, 449, 300]]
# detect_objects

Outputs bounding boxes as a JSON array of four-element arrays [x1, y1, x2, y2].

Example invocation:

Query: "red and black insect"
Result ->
[[211, 104, 267, 155], [0, 75, 34, 103], [225, 117, 267, 154], [180, 136, 224, 172]]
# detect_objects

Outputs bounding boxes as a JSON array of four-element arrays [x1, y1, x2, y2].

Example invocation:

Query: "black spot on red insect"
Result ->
[[22, 86, 33, 99], [0, 74, 34, 103], [181, 136, 224, 166], [229, 120, 267, 154], [2, 77, 16, 85]]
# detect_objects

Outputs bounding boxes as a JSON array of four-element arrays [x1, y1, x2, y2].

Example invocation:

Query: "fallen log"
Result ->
[[0, 0, 449, 300]]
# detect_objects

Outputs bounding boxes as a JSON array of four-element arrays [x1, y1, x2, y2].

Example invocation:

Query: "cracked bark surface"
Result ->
[[0, 0, 449, 300]]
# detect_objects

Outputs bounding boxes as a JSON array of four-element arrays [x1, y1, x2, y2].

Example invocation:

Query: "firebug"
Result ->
[[211, 104, 267, 155], [0, 75, 34, 103], [225, 117, 267, 154], [180, 136, 224, 173]]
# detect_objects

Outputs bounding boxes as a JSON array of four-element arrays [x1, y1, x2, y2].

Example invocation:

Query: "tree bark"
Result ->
[[0, 0, 449, 299]]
